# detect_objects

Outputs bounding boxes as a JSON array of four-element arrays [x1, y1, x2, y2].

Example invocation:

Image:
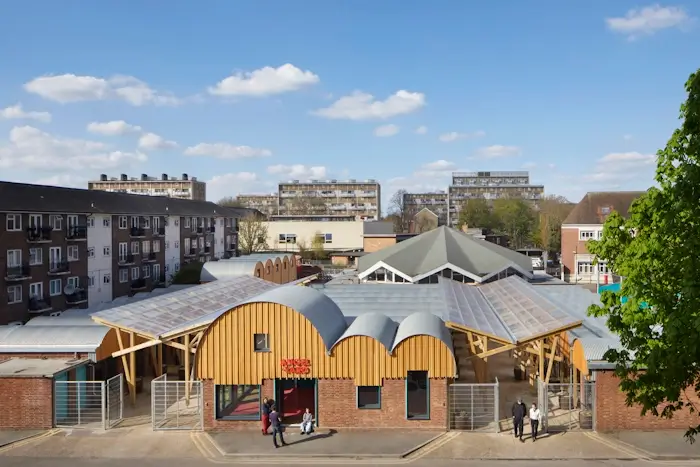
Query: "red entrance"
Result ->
[[275, 378, 316, 424]]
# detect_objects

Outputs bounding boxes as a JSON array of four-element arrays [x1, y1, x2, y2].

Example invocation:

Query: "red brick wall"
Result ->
[[0, 377, 53, 429], [596, 371, 700, 431], [561, 227, 590, 278], [204, 378, 448, 431]]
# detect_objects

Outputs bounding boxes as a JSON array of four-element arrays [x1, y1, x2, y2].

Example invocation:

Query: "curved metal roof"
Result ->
[[201, 260, 259, 282], [391, 312, 454, 355], [25, 316, 100, 326], [238, 285, 347, 352], [333, 313, 398, 351], [0, 325, 110, 353]]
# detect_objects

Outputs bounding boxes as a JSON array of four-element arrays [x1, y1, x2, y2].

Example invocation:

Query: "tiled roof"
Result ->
[[563, 191, 645, 225]]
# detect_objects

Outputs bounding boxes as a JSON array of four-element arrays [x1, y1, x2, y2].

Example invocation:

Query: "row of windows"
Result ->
[[7, 276, 82, 304], [6, 214, 237, 232], [576, 261, 609, 275], [7, 246, 80, 266], [277, 233, 333, 244], [579, 230, 603, 240]]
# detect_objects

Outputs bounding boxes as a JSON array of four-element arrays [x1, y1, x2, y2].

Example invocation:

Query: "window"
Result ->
[[67, 245, 79, 262], [600, 205, 611, 216], [153, 217, 160, 230], [29, 248, 42, 266], [174, 219, 179, 227], [278, 234, 296, 244], [103, 218, 111, 228], [118, 216, 128, 229], [103, 246, 111, 257], [29, 282, 43, 299], [357, 386, 381, 409], [7, 285, 22, 304], [50, 215, 63, 230], [6, 214, 21, 231], [185, 217, 191, 228], [577, 262, 594, 274], [131, 241, 139, 255], [220, 219, 224, 226], [215, 385, 261, 420], [131, 216, 139, 228], [142, 241, 150, 254], [7, 249, 21, 267], [597, 230, 604, 239], [49, 279, 62, 296], [253, 333, 269, 352], [67, 276, 80, 289], [29, 214, 42, 229], [131, 267, 139, 280], [142, 265, 151, 278], [579, 230, 596, 240], [174, 262, 180, 272], [119, 269, 128, 283], [87, 247, 95, 258], [103, 273, 111, 284], [87, 217, 95, 228], [598, 262, 609, 274], [88, 275, 95, 287], [165, 241, 170, 249], [143, 217, 151, 229], [315, 233, 332, 244], [67, 215, 78, 230], [152, 240, 160, 253], [174, 241, 179, 249], [184, 238, 191, 251], [406, 371, 429, 420]]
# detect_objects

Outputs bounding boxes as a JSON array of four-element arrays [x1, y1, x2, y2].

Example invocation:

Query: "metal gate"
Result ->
[[105, 374, 124, 428], [54, 380, 105, 429], [538, 380, 595, 432], [151, 374, 203, 431], [448, 379, 499, 431]]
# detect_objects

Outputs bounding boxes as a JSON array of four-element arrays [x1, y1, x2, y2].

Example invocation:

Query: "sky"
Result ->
[[0, 1, 698, 211]]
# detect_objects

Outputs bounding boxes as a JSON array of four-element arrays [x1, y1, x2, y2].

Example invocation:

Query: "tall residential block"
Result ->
[[88, 173, 207, 201]]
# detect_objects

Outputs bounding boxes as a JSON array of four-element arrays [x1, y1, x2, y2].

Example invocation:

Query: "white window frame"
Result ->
[[29, 282, 43, 299], [103, 273, 111, 285], [184, 238, 191, 251], [153, 263, 161, 278], [29, 214, 42, 229], [67, 215, 78, 229], [118, 242, 128, 261], [87, 247, 95, 258], [153, 217, 160, 230], [131, 216, 139, 228], [88, 274, 95, 287], [7, 249, 21, 267], [67, 245, 79, 262], [87, 217, 95, 228], [118, 216, 128, 229], [67, 276, 80, 289], [104, 218, 111, 228], [152, 240, 160, 253], [49, 279, 62, 296], [50, 215, 63, 231], [6, 214, 21, 231], [174, 240, 179, 249], [7, 285, 22, 304], [29, 248, 42, 266], [103, 246, 111, 257], [119, 269, 128, 283], [142, 265, 151, 278], [131, 241, 139, 255], [142, 240, 150, 254], [577, 261, 594, 274], [131, 267, 140, 280], [185, 217, 191, 228], [143, 217, 151, 229], [579, 230, 596, 240]]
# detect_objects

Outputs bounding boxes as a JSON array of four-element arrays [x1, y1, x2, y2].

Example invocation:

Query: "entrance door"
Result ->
[[275, 378, 316, 424]]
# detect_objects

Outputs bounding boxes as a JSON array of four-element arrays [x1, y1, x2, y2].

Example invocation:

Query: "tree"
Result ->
[[311, 231, 327, 260], [172, 261, 204, 284], [238, 214, 269, 255], [457, 198, 499, 231], [492, 198, 536, 249], [536, 195, 574, 256], [217, 196, 244, 208], [388, 189, 413, 233], [587, 70, 700, 441], [414, 209, 438, 233]]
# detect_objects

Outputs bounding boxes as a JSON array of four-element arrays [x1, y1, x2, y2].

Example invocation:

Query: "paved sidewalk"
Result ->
[[423, 432, 637, 460], [599, 431, 700, 460], [0, 431, 46, 448], [208, 429, 444, 458]]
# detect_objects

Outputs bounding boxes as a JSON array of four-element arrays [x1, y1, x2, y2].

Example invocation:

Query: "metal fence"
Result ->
[[105, 374, 123, 428], [538, 380, 595, 432], [448, 380, 499, 431], [151, 374, 203, 431], [54, 381, 105, 429]]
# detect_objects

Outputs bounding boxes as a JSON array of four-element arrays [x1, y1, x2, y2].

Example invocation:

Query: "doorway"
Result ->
[[275, 378, 316, 424]]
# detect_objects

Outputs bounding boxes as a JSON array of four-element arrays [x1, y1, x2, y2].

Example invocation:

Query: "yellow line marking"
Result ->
[[0, 428, 60, 454]]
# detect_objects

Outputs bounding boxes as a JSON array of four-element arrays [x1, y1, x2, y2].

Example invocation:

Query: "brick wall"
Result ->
[[596, 371, 700, 431], [0, 377, 53, 429], [561, 227, 588, 279], [363, 237, 396, 253]]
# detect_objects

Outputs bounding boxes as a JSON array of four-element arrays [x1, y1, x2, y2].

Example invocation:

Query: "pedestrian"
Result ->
[[300, 407, 314, 435], [261, 397, 271, 435], [269, 405, 287, 448], [512, 397, 527, 442], [530, 402, 541, 442]]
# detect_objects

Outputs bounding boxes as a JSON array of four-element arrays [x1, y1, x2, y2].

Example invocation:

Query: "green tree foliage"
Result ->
[[536, 195, 574, 255], [311, 232, 328, 260], [457, 198, 498, 230], [587, 70, 700, 441], [172, 261, 204, 284], [492, 198, 537, 249]]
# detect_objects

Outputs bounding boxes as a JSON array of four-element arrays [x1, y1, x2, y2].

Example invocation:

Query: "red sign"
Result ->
[[281, 358, 311, 375]]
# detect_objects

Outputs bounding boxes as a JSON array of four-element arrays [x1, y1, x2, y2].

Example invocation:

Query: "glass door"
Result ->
[[49, 247, 61, 268]]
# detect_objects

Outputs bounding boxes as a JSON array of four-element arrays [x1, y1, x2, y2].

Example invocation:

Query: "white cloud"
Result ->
[[415, 126, 428, 135], [438, 130, 485, 143], [30, 173, 87, 189], [0, 125, 147, 171], [87, 120, 142, 136], [24, 74, 180, 106], [312, 90, 426, 120], [606, 5, 693, 40], [138, 132, 177, 151], [415, 159, 457, 178], [206, 172, 262, 202], [0, 104, 51, 123], [184, 142, 272, 159], [580, 151, 656, 183], [471, 145, 521, 159], [267, 164, 328, 180], [374, 124, 400, 137], [208, 64, 319, 97]]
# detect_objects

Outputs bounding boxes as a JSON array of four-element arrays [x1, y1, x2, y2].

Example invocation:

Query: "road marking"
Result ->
[[583, 432, 648, 459], [0, 429, 60, 454]]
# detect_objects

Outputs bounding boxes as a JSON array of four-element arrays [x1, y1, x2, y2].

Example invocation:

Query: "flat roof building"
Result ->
[[88, 173, 206, 201]]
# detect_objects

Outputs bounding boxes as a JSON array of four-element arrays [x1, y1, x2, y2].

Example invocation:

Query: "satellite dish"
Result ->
[[64, 284, 76, 295]]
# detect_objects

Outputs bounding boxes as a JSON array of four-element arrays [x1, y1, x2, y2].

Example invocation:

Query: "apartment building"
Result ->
[[561, 191, 643, 284], [403, 191, 449, 226], [237, 179, 381, 220], [88, 173, 206, 201], [0, 182, 246, 325]]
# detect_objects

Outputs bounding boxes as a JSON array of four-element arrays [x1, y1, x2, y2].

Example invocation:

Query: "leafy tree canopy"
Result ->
[[587, 69, 700, 440], [457, 198, 499, 231]]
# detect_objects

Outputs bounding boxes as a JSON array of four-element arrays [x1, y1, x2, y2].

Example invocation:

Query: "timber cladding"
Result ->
[[195, 302, 455, 386]]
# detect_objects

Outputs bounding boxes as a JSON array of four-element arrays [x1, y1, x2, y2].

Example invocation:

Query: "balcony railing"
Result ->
[[28, 295, 53, 313], [48, 260, 70, 275], [184, 248, 197, 257], [130, 227, 146, 237], [131, 278, 147, 290], [65, 289, 88, 305], [225, 244, 236, 251], [66, 225, 88, 240], [5, 264, 31, 281], [196, 226, 204, 234], [143, 252, 157, 262], [153, 227, 165, 236], [26, 227, 52, 242], [118, 254, 135, 265]]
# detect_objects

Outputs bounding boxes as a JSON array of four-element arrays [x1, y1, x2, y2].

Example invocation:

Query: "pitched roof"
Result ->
[[357, 225, 533, 279], [563, 191, 645, 225], [0, 181, 256, 217]]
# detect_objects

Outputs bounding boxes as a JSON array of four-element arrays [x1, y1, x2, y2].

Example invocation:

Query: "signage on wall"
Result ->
[[281, 358, 311, 375]]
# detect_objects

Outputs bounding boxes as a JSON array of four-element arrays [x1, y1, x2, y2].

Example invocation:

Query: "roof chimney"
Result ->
[[162, 173, 168, 181], [182, 173, 188, 181], [100, 174, 107, 181], [141, 173, 148, 181]]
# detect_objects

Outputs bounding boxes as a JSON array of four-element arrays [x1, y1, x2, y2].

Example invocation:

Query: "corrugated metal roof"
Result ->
[[440, 280, 513, 341], [333, 313, 398, 351], [0, 325, 110, 353], [239, 286, 346, 352], [578, 337, 620, 361], [392, 312, 454, 355], [25, 316, 100, 326]]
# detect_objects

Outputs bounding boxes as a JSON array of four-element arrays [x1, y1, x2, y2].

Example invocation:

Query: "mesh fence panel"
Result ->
[[449, 383, 499, 431], [151, 375, 203, 431], [54, 381, 105, 428]]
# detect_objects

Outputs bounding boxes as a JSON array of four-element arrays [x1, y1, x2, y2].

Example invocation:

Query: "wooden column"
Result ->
[[538, 339, 545, 382], [184, 333, 191, 405], [573, 367, 580, 407], [156, 343, 163, 376], [129, 331, 137, 406]]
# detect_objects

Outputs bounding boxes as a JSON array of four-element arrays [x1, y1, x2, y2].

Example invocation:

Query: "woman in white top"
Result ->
[[529, 402, 541, 441]]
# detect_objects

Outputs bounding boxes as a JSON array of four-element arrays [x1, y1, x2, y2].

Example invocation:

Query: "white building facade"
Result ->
[[86, 214, 114, 306], [262, 220, 366, 252], [164, 215, 181, 282]]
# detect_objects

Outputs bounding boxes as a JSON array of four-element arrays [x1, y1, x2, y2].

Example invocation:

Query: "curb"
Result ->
[[398, 432, 448, 458], [0, 429, 59, 451], [596, 434, 700, 461]]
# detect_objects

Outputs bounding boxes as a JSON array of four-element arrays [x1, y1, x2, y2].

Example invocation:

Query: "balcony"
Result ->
[[130, 227, 146, 238], [118, 254, 135, 266], [66, 225, 87, 241], [65, 289, 88, 306], [143, 252, 157, 262], [196, 226, 204, 234], [28, 295, 53, 314], [5, 264, 31, 281], [48, 260, 70, 275], [26, 227, 52, 243], [153, 227, 166, 237], [204, 246, 211, 254], [131, 278, 147, 291], [225, 244, 236, 252], [184, 248, 197, 257]]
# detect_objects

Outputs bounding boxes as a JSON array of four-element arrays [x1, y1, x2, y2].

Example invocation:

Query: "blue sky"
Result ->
[[0, 1, 697, 208]]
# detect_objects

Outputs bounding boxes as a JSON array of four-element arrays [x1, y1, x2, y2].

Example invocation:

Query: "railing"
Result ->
[[28, 295, 52, 312], [66, 225, 88, 240], [144, 252, 157, 262], [196, 226, 204, 234], [154, 227, 166, 236], [65, 289, 88, 305], [26, 226, 52, 242], [131, 278, 147, 290], [185, 248, 197, 256], [118, 254, 135, 265], [48, 260, 70, 274], [5, 264, 31, 280], [130, 227, 146, 237]]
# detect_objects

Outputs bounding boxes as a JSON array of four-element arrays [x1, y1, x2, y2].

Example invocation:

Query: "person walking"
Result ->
[[530, 402, 541, 442], [269, 405, 287, 448], [512, 397, 527, 442], [261, 397, 271, 435]]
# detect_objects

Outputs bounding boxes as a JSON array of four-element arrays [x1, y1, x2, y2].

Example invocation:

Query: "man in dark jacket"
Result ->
[[512, 398, 527, 441]]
